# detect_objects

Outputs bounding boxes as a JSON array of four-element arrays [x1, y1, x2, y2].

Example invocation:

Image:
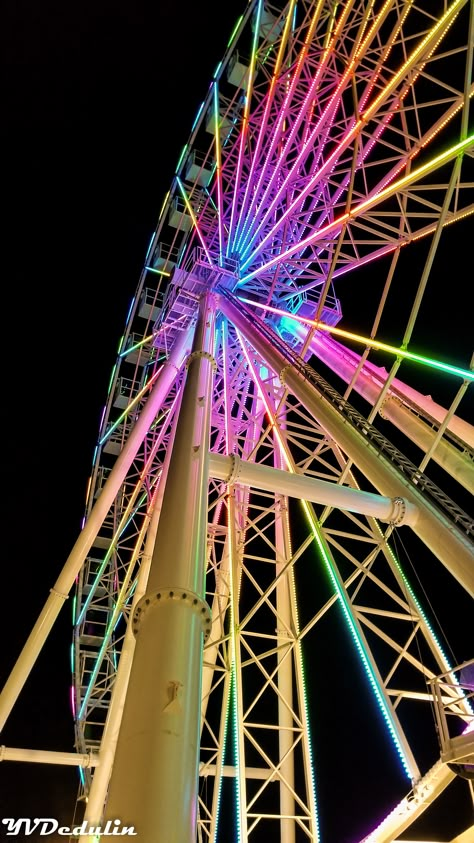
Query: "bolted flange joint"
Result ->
[[132, 587, 212, 641], [225, 452, 242, 485], [389, 496, 407, 526], [279, 365, 291, 386], [186, 350, 218, 372]]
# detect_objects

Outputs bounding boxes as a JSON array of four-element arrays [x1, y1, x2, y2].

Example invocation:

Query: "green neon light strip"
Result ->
[[227, 15, 244, 48], [239, 297, 474, 381], [145, 266, 171, 277], [119, 334, 155, 358]]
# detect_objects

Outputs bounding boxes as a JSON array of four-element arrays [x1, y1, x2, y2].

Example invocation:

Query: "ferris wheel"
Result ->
[[1, 1, 473, 841]]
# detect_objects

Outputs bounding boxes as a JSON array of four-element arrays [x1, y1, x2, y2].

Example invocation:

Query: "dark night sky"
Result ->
[[0, 0, 243, 834], [0, 1, 473, 841]]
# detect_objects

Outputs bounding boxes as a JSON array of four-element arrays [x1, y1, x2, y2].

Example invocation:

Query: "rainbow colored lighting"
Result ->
[[238, 297, 474, 381], [236, 0, 359, 256], [227, 493, 246, 840], [238, 0, 470, 267], [240, 132, 474, 278]]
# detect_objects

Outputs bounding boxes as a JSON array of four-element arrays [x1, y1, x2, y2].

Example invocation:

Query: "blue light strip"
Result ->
[[304, 508, 413, 779], [211, 680, 231, 843]]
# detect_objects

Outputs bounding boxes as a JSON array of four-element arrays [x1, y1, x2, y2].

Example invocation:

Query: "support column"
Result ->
[[104, 293, 217, 843], [274, 487, 296, 842]]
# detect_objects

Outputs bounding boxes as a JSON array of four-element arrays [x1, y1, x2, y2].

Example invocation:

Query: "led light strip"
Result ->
[[238, 297, 474, 381]]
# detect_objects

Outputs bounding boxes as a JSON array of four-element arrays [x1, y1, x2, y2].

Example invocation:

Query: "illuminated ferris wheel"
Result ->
[[1, 1, 473, 841]]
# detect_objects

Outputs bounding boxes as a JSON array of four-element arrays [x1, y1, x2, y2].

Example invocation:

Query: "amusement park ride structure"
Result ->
[[1, 1, 474, 841]]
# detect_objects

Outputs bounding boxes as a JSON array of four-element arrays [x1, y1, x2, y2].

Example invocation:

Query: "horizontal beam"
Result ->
[[0, 746, 99, 767], [209, 452, 418, 526], [199, 763, 271, 780]]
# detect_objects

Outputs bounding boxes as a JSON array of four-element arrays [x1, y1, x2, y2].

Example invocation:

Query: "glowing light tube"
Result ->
[[238, 297, 474, 382]]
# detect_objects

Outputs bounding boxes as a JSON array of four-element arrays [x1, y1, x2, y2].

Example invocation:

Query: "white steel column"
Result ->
[[0, 325, 193, 733], [209, 453, 418, 526], [227, 487, 249, 842], [219, 294, 474, 597], [274, 432, 296, 843], [104, 293, 216, 843]]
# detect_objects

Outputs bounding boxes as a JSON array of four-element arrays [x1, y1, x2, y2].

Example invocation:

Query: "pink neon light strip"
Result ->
[[213, 83, 225, 267], [232, 0, 319, 253], [236, 0, 355, 254], [238, 0, 395, 258]]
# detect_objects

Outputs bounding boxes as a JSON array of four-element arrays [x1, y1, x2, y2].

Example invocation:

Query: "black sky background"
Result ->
[[1, 0, 244, 834], [0, 1, 473, 841]]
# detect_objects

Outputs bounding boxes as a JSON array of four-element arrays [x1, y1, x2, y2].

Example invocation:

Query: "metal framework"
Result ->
[[1, 1, 473, 841]]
